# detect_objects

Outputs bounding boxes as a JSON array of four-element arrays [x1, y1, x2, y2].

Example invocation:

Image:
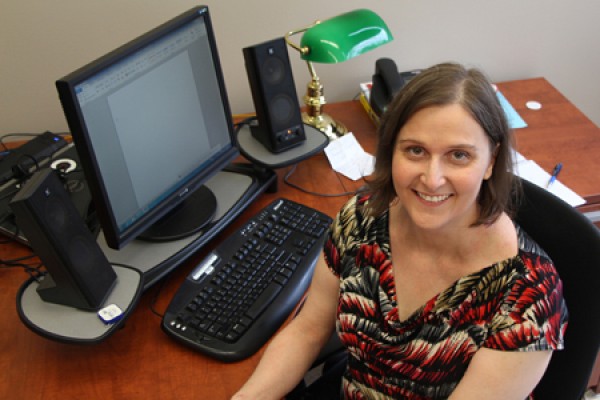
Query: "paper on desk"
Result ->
[[324, 133, 375, 180], [497, 91, 527, 129], [513, 152, 586, 207]]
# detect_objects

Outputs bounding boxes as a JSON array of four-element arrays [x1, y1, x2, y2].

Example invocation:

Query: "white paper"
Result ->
[[324, 133, 375, 181], [513, 152, 586, 207]]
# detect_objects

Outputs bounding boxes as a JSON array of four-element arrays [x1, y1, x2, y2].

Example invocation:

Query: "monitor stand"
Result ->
[[137, 185, 218, 242]]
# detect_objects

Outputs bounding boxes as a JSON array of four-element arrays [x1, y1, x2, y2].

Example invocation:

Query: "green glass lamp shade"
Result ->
[[299, 9, 393, 63]]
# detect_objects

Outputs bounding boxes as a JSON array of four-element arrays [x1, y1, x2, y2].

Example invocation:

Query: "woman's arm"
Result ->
[[231, 255, 341, 400], [449, 347, 552, 400]]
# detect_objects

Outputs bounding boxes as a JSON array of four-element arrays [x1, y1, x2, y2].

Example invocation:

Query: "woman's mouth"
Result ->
[[415, 191, 451, 203]]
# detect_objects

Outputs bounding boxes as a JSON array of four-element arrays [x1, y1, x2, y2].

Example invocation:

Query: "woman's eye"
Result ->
[[451, 150, 470, 162], [407, 146, 425, 156]]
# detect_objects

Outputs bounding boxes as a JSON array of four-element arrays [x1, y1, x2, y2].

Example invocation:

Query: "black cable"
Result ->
[[0, 253, 37, 265], [231, 118, 358, 198], [283, 164, 358, 198], [0, 211, 21, 245], [0, 131, 70, 147], [0, 133, 39, 153], [0, 131, 69, 154], [0, 254, 45, 280], [11, 153, 40, 182], [147, 276, 170, 319], [233, 116, 257, 134], [233, 115, 360, 198]]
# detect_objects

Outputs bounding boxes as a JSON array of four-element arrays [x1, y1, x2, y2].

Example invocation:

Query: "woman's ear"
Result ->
[[484, 143, 500, 180]]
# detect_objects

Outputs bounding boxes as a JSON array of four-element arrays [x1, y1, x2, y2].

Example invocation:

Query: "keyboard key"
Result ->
[[245, 282, 282, 320]]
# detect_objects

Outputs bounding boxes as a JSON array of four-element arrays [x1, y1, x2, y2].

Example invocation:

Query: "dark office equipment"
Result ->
[[370, 58, 420, 117], [56, 6, 240, 251], [0, 144, 93, 246], [162, 198, 332, 362], [10, 169, 116, 310], [243, 37, 306, 153], [288, 177, 600, 400], [0, 132, 67, 184]]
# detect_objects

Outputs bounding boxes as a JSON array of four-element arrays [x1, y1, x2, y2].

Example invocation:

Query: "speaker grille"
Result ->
[[243, 37, 306, 153], [45, 196, 67, 232], [263, 57, 285, 85], [270, 94, 294, 126]]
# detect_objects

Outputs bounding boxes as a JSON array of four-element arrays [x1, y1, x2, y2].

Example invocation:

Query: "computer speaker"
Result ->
[[10, 168, 116, 310], [243, 37, 306, 153]]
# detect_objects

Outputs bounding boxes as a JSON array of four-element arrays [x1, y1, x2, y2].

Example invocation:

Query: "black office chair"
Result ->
[[289, 178, 600, 400], [517, 178, 600, 399]]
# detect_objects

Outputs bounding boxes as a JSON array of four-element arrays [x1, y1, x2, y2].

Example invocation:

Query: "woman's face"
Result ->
[[391, 104, 496, 232]]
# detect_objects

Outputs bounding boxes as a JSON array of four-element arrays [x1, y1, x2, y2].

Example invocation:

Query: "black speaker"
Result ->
[[10, 168, 116, 310], [243, 37, 306, 153]]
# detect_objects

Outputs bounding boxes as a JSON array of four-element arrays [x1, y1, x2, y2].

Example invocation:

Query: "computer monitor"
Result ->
[[56, 6, 239, 250]]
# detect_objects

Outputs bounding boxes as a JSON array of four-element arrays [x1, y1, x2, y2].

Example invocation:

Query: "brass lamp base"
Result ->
[[302, 112, 347, 141]]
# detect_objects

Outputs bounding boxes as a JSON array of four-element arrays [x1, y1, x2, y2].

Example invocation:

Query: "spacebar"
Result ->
[[245, 282, 283, 320]]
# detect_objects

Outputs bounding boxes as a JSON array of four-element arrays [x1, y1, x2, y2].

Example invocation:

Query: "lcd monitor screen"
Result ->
[[56, 6, 239, 249]]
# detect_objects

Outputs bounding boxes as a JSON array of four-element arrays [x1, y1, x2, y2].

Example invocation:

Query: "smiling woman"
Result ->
[[232, 63, 568, 400], [326, 63, 568, 399], [391, 104, 496, 232], [368, 62, 515, 226]]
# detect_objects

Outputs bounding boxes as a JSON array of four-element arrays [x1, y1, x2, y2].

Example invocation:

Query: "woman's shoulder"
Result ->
[[329, 194, 388, 248], [497, 224, 561, 295], [335, 194, 378, 228], [339, 193, 370, 214], [471, 221, 557, 294], [516, 224, 552, 261]]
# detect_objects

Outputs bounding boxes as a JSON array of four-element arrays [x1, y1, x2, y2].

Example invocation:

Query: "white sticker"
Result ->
[[526, 100, 542, 110], [98, 304, 123, 324]]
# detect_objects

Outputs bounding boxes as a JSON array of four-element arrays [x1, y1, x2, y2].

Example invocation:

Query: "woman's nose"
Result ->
[[420, 159, 446, 189]]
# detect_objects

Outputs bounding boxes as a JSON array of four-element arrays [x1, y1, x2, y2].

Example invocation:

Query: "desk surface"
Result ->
[[1, 78, 599, 399], [498, 78, 600, 210]]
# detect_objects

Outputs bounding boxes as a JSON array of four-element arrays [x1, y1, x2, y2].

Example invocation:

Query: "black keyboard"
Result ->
[[162, 198, 332, 362]]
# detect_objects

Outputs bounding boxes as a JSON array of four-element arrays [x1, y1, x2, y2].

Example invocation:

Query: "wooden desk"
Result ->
[[0, 149, 353, 399], [497, 78, 600, 215], [1, 78, 598, 399]]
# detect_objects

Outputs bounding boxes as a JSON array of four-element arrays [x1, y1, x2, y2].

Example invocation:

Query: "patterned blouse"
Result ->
[[324, 195, 568, 400]]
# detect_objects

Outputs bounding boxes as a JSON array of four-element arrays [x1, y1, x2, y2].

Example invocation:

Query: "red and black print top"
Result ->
[[324, 195, 568, 400]]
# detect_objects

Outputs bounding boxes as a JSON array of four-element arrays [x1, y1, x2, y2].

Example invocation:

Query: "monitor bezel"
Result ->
[[56, 6, 239, 249]]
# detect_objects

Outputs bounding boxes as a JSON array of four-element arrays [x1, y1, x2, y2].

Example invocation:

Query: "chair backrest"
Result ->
[[514, 178, 600, 400]]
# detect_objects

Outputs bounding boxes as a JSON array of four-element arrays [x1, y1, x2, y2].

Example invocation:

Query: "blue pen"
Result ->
[[546, 162, 563, 188]]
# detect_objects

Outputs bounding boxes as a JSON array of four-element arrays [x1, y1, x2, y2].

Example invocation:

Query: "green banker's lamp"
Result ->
[[285, 9, 393, 139]]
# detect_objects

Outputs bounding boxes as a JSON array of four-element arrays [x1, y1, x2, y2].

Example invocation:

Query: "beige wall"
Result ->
[[1, 0, 599, 135]]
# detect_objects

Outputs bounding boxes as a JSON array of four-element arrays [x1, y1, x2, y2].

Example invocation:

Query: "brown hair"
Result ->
[[366, 62, 519, 225]]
